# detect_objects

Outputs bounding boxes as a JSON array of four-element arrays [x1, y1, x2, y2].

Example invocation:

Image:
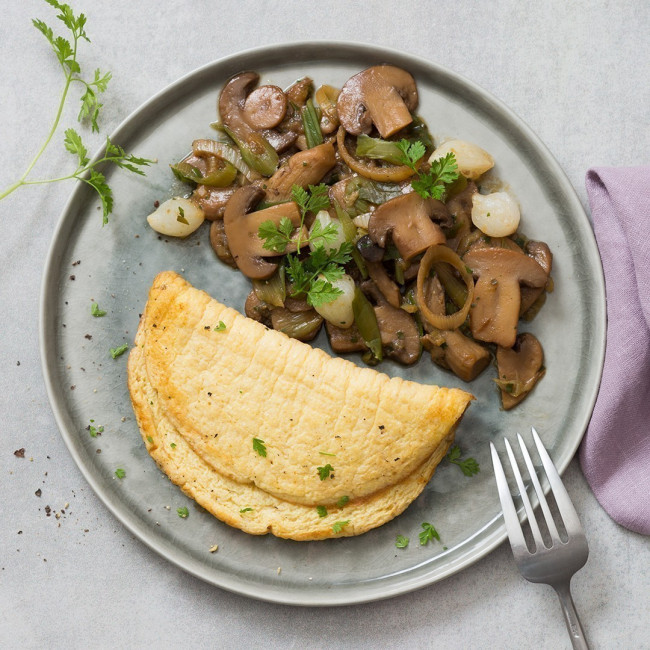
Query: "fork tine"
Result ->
[[504, 438, 546, 550], [490, 442, 527, 550], [517, 433, 562, 543], [531, 427, 583, 534]]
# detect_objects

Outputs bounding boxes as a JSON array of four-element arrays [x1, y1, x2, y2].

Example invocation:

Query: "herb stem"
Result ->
[[0, 31, 78, 201]]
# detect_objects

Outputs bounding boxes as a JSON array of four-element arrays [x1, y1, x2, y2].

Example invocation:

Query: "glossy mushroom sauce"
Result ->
[[145, 66, 553, 409]]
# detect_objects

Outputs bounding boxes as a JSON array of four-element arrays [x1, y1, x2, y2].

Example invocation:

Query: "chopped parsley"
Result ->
[[146, 435, 153, 444], [170, 442, 177, 449], [332, 520, 349, 533], [90, 302, 106, 317], [319, 451, 336, 457], [419, 522, 440, 546], [395, 534, 410, 548], [446, 445, 480, 477], [336, 495, 349, 508], [316, 505, 328, 518], [88, 420, 104, 438], [110, 343, 129, 359], [177, 506, 189, 518], [239, 507, 253, 514], [176, 205, 189, 224], [214, 321, 227, 332], [114, 468, 125, 479], [252, 438, 267, 457], [317, 463, 334, 480]]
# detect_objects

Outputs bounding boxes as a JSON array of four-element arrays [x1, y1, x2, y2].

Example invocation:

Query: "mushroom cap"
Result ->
[[219, 71, 259, 130], [496, 333, 545, 409], [365, 260, 401, 308], [368, 192, 447, 262], [373, 303, 421, 365], [337, 65, 418, 139], [242, 85, 287, 130], [463, 247, 547, 347], [223, 185, 305, 280]]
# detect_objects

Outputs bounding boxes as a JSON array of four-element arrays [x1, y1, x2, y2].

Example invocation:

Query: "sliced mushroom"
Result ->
[[374, 303, 421, 365], [520, 241, 553, 315], [463, 247, 547, 347], [242, 85, 287, 130], [495, 333, 545, 410], [325, 321, 367, 353], [356, 234, 384, 262], [285, 77, 313, 107], [218, 72, 278, 176], [209, 220, 237, 268], [264, 142, 336, 203], [260, 129, 298, 153], [368, 192, 446, 261], [365, 260, 401, 308], [446, 181, 477, 252], [223, 185, 307, 279], [337, 66, 418, 138], [193, 185, 237, 220], [245, 290, 272, 326]]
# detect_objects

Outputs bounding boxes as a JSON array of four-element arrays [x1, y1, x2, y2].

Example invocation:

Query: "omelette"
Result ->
[[128, 272, 472, 540]]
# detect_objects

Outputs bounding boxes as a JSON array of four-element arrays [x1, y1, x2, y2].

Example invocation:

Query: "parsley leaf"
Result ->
[[177, 506, 189, 518], [332, 520, 349, 533], [114, 468, 125, 479], [170, 442, 177, 449], [109, 343, 128, 359], [146, 436, 153, 444], [316, 505, 328, 518], [88, 421, 104, 438], [396, 534, 410, 548], [239, 507, 253, 514], [259, 217, 295, 253], [396, 139, 426, 171], [446, 444, 480, 477], [336, 495, 349, 508], [90, 302, 106, 317], [411, 152, 459, 200], [252, 438, 267, 457], [317, 464, 334, 480], [213, 321, 227, 332], [63, 128, 89, 166], [419, 522, 441, 546]]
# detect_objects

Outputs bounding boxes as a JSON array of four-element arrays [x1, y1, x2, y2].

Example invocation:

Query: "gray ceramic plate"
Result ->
[[40, 43, 606, 606]]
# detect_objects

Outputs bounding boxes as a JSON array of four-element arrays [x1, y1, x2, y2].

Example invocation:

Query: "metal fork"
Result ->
[[490, 427, 590, 650]]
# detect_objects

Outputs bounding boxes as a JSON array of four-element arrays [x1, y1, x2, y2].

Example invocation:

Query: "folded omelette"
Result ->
[[128, 272, 472, 540]]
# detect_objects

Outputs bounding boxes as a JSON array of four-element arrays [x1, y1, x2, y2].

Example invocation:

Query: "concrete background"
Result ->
[[1, 1, 648, 648]]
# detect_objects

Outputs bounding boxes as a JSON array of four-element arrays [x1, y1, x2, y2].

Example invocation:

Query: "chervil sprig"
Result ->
[[0, 1, 153, 224], [397, 139, 459, 201]]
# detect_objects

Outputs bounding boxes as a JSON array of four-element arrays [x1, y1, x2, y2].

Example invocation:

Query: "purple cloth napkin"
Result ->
[[579, 166, 650, 536]]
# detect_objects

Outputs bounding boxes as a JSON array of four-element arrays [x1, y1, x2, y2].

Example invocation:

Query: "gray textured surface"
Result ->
[[1, 0, 648, 648]]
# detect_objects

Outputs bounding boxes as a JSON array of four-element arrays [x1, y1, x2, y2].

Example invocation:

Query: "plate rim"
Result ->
[[39, 40, 606, 606]]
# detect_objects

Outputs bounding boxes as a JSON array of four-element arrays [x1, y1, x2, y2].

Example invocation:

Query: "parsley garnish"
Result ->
[[396, 534, 410, 548], [332, 520, 349, 533], [176, 205, 189, 224], [316, 505, 328, 518], [214, 321, 227, 331], [88, 420, 104, 438], [419, 522, 441, 546], [170, 442, 176, 449], [177, 506, 189, 518], [0, 2, 153, 223], [446, 445, 480, 477], [91, 302, 106, 317], [317, 464, 334, 480], [319, 451, 336, 457], [146, 435, 153, 444], [239, 507, 253, 514], [110, 343, 128, 359], [252, 438, 267, 457], [336, 495, 349, 508], [258, 184, 352, 308], [114, 468, 125, 479], [397, 140, 459, 201]]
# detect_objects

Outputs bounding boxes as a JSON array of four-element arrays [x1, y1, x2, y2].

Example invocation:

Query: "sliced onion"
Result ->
[[336, 127, 415, 182], [192, 138, 254, 180], [417, 245, 474, 330]]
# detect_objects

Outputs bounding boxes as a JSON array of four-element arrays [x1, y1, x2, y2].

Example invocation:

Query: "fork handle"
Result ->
[[553, 582, 589, 650]]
